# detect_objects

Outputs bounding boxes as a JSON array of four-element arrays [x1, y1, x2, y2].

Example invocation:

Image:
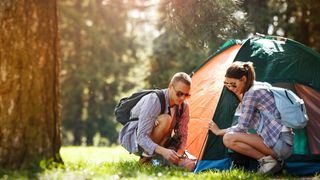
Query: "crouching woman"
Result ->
[[209, 61, 294, 174]]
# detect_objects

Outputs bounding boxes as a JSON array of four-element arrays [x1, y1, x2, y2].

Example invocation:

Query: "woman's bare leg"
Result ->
[[223, 132, 276, 160]]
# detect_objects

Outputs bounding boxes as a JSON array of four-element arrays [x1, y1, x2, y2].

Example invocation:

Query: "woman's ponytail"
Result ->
[[225, 61, 256, 92], [243, 62, 255, 92]]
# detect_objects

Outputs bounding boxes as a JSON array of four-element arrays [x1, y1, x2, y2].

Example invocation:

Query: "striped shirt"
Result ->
[[227, 82, 283, 148], [119, 89, 189, 156]]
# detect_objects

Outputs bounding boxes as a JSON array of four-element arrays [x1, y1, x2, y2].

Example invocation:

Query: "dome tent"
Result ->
[[186, 35, 320, 175]]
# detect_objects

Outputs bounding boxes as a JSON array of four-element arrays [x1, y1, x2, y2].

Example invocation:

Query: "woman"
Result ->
[[209, 61, 294, 174]]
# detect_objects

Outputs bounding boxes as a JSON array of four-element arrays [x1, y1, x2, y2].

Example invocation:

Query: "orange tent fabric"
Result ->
[[186, 44, 241, 159]]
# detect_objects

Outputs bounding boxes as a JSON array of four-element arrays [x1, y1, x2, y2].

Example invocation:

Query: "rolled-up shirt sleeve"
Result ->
[[227, 90, 257, 133], [136, 93, 161, 156]]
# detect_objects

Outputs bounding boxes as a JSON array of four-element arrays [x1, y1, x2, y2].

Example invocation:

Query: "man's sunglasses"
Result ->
[[173, 86, 191, 98], [224, 82, 237, 88]]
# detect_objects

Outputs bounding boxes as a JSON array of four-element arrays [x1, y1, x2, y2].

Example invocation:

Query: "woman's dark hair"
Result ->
[[225, 61, 256, 92]]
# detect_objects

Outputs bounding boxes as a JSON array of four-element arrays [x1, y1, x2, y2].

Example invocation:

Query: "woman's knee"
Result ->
[[223, 132, 236, 148]]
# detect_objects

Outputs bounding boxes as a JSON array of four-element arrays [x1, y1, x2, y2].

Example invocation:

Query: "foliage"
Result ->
[[146, 1, 208, 88], [55, 0, 320, 146], [146, 0, 250, 87], [161, 0, 320, 52], [147, 0, 320, 87], [1, 146, 318, 179], [160, 0, 249, 51], [59, 0, 139, 145], [242, 0, 320, 51], [146, 31, 207, 88]]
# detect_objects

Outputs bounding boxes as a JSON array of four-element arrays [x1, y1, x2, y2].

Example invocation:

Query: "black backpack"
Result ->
[[114, 89, 166, 125]]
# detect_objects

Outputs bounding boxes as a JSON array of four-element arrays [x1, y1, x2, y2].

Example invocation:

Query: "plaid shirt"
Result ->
[[119, 89, 189, 156], [227, 82, 283, 148]]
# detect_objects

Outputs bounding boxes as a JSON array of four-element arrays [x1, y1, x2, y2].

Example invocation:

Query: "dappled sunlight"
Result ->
[[1, 0, 319, 178], [60, 146, 138, 164]]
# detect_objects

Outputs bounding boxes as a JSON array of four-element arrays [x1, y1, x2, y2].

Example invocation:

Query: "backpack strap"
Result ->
[[154, 89, 166, 114]]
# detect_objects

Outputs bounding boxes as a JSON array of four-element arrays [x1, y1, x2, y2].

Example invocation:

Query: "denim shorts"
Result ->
[[272, 131, 294, 160]]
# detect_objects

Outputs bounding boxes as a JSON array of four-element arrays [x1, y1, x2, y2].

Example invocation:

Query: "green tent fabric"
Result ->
[[236, 38, 320, 90]]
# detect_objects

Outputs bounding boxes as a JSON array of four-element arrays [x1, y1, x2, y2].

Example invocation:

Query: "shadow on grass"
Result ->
[[0, 158, 64, 179], [100, 160, 190, 178]]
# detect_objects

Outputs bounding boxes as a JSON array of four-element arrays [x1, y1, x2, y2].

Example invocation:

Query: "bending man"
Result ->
[[119, 72, 191, 165]]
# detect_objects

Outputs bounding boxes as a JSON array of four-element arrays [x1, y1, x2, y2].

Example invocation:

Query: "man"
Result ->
[[119, 72, 191, 165]]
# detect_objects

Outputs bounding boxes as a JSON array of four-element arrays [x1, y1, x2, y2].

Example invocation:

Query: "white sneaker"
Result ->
[[258, 155, 279, 173]]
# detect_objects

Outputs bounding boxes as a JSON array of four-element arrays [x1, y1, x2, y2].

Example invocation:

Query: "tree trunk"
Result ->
[[0, 0, 61, 169]]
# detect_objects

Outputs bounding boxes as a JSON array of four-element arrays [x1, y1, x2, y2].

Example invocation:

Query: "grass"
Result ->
[[0, 146, 319, 179]]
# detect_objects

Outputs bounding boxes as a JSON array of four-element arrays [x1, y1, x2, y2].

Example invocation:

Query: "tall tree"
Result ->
[[59, 0, 138, 145], [0, 0, 61, 169], [147, 0, 237, 87], [241, 0, 271, 34], [161, 0, 249, 51], [146, 0, 250, 87], [147, 31, 206, 88], [243, 0, 320, 51], [268, 0, 320, 50]]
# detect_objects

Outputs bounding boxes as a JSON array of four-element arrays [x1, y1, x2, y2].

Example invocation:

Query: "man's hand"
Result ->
[[155, 146, 179, 164], [154, 120, 159, 126], [162, 148, 180, 164]]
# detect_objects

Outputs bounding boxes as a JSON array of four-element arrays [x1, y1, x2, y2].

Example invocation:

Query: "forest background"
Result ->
[[59, 0, 320, 147], [1, 0, 319, 169]]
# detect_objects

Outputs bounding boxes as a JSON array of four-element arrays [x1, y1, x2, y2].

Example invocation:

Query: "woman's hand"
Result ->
[[209, 121, 223, 136]]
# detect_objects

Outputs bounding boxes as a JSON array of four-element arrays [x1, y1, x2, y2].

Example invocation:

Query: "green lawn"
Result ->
[[0, 146, 319, 179], [60, 146, 138, 164]]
